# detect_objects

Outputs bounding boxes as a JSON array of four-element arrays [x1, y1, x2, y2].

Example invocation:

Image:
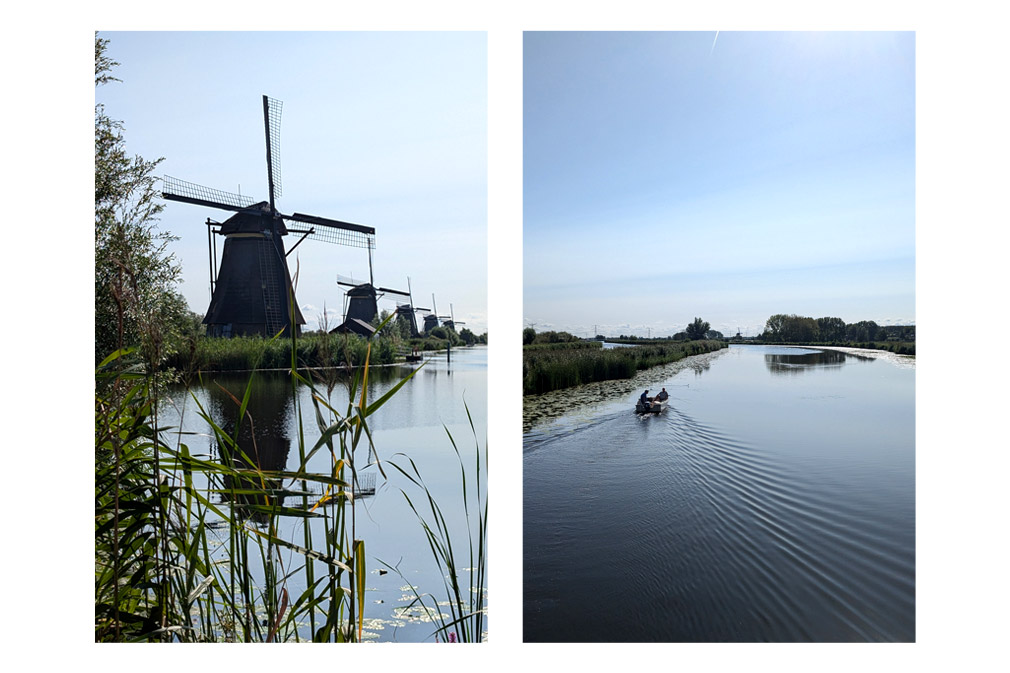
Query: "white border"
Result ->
[[9, 0, 1009, 668]]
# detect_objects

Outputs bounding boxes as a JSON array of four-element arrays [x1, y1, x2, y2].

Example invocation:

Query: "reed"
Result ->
[[523, 339, 726, 395], [95, 307, 485, 641], [383, 402, 487, 643], [523, 340, 604, 351], [162, 332, 402, 373]]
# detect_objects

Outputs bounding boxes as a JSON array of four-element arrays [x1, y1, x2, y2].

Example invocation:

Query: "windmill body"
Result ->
[[162, 96, 375, 338], [332, 277, 413, 337], [395, 303, 420, 337], [203, 204, 305, 337], [422, 313, 440, 333]]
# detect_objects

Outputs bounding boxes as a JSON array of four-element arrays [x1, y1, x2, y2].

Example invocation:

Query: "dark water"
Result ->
[[161, 346, 487, 642], [523, 345, 914, 642]]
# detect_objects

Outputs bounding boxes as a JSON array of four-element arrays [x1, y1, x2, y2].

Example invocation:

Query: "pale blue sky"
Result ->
[[524, 31, 915, 337], [98, 31, 487, 333]]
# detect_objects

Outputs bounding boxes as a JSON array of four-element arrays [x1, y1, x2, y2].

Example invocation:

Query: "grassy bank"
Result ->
[[523, 339, 726, 395], [162, 333, 468, 372]]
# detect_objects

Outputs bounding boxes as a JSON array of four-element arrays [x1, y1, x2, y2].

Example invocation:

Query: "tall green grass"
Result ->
[[523, 340, 726, 395], [162, 332, 398, 372], [96, 310, 486, 642], [523, 340, 604, 351], [383, 402, 487, 643]]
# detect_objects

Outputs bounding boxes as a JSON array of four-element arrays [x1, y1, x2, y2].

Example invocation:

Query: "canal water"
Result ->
[[523, 344, 914, 642], [160, 345, 487, 642]]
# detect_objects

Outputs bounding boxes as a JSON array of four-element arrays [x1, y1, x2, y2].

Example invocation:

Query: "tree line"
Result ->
[[760, 314, 915, 343]]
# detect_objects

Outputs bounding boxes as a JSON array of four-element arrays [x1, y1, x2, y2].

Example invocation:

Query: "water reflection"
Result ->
[[764, 348, 873, 375], [205, 372, 294, 523], [159, 347, 488, 642]]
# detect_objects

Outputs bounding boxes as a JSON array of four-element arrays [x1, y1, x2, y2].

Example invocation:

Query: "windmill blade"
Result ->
[[335, 273, 410, 298], [375, 286, 411, 298], [397, 302, 429, 311], [162, 176, 257, 212], [283, 212, 375, 249], [336, 274, 368, 287], [263, 95, 283, 208]]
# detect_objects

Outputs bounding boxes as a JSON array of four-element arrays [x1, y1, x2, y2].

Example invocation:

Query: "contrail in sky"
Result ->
[[710, 31, 719, 55]]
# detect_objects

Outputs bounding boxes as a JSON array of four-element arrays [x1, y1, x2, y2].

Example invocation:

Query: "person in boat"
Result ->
[[656, 388, 669, 402], [639, 390, 652, 407]]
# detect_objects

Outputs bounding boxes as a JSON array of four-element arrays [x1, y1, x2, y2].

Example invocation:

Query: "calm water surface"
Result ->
[[161, 346, 487, 642], [524, 344, 914, 642]]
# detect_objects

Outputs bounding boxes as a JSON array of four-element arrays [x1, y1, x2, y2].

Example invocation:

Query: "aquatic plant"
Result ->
[[95, 297, 485, 641], [523, 339, 726, 395], [383, 401, 488, 643], [162, 332, 402, 373]]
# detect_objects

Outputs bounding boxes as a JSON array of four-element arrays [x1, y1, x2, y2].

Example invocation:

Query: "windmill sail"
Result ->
[[285, 214, 375, 249], [263, 95, 282, 209], [162, 176, 255, 212]]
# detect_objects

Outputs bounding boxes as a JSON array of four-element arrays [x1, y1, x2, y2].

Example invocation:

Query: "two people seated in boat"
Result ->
[[640, 388, 669, 407]]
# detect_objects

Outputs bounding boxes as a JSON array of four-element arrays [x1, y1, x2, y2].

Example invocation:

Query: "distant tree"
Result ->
[[881, 325, 915, 342], [846, 320, 880, 342], [763, 314, 788, 340], [672, 331, 688, 340], [532, 330, 579, 344], [763, 314, 816, 342], [705, 329, 724, 340], [523, 327, 536, 345], [816, 316, 847, 342], [459, 327, 477, 346], [392, 310, 413, 340], [791, 316, 818, 342], [371, 309, 392, 334], [95, 33, 188, 366], [685, 317, 710, 340]]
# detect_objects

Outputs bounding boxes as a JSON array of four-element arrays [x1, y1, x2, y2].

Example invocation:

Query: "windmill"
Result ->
[[331, 274, 412, 337], [392, 277, 429, 338], [161, 95, 376, 338], [422, 294, 443, 334], [444, 303, 466, 332]]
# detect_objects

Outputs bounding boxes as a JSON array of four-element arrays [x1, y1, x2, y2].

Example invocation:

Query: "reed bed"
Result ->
[[162, 333, 398, 372], [523, 339, 726, 395], [96, 315, 487, 642], [162, 333, 471, 373], [523, 340, 604, 351]]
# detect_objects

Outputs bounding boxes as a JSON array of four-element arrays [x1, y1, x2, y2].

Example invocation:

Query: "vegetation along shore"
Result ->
[[522, 328, 726, 395], [522, 312, 914, 396]]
